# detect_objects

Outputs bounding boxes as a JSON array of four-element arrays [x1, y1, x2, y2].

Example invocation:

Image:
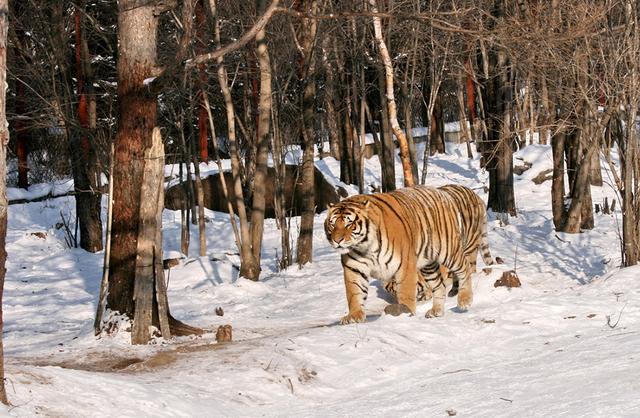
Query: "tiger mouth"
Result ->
[[331, 242, 352, 254]]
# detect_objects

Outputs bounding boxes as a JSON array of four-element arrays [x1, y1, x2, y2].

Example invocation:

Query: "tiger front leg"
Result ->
[[340, 263, 369, 325], [384, 260, 418, 316]]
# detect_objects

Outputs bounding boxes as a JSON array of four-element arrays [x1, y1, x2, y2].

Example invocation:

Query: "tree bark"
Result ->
[[132, 128, 170, 344], [296, 0, 318, 267], [376, 64, 396, 191], [244, 0, 273, 281], [195, 0, 209, 162], [108, 0, 162, 318], [321, 40, 341, 159], [0, 0, 10, 403], [72, 1, 103, 253], [551, 129, 566, 230], [456, 70, 473, 159], [14, 46, 28, 190], [481, 0, 516, 217], [429, 93, 445, 155]]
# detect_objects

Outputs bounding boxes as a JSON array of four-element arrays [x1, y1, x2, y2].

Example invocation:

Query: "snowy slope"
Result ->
[[2, 142, 639, 417]]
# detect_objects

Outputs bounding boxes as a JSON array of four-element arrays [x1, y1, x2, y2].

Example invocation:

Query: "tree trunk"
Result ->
[[562, 141, 596, 233], [551, 129, 566, 230], [376, 64, 396, 191], [456, 71, 473, 159], [192, 153, 207, 257], [429, 93, 445, 155], [322, 41, 341, 160], [108, 0, 161, 319], [244, 0, 273, 281], [131, 129, 170, 344], [369, 0, 414, 187], [0, 0, 10, 403], [481, 1, 516, 217], [107, 0, 201, 339], [401, 81, 419, 184], [195, 0, 209, 162], [14, 75, 28, 189], [72, 1, 103, 253], [621, 109, 639, 266], [209, 0, 253, 273], [296, 0, 318, 267]]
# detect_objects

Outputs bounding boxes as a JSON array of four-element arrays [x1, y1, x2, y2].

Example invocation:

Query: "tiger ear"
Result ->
[[327, 202, 335, 209]]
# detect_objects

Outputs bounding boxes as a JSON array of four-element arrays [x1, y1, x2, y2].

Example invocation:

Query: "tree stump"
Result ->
[[216, 325, 232, 343]]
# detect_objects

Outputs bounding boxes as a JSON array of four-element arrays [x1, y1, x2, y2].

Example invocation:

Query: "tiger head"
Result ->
[[324, 199, 372, 254]]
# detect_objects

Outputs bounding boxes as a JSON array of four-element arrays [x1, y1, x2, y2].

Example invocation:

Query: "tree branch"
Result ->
[[186, 0, 280, 68]]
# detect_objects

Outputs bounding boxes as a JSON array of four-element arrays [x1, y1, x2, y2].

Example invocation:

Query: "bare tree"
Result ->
[[479, 0, 516, 219], [296, 0, 318, 266], [369, 0, 414, 187], [72, 0, 103, 253], [245, 0, 275, 280], [102, 0, 201, 343]]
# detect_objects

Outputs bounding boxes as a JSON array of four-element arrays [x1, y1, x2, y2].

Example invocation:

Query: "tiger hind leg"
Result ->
[[422, 262, 446, 318], [384, 271, 432, 302], [448, 257, 473, 312]]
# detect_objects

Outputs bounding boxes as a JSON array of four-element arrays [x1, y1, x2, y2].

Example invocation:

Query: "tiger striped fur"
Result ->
[[383, 184, 494, 306], [324, 185, 475, 324]]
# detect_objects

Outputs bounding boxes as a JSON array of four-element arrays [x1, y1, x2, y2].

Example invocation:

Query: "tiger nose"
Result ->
[[334, 236, 344, 245]]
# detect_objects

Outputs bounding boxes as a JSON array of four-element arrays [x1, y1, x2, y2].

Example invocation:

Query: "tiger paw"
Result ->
[[457, 292, 473, 311], [340, 310, 366, 325], [425, 307, 444, 318], [384, 303, 412, 317]]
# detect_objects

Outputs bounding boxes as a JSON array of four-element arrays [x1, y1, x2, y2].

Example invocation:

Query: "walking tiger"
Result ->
[[324, 184, 494, 324]]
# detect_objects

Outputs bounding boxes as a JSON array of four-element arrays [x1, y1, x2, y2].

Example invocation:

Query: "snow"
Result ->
[[2, 142, 640, 417], [7, 179, 74, 202]]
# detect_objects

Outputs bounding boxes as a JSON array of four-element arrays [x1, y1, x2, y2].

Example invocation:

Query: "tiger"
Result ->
[[324, 185, 474, 324], [383, 184, 495, 306]]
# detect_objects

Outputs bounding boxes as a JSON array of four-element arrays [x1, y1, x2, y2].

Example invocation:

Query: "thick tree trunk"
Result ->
[[482, 1, 516, 217], [108, 0, 161, 318], [131, 129, 170, 344], [562, 142, 595, 233], [0, 0, 10, 403], [107, 0, 201, 339]]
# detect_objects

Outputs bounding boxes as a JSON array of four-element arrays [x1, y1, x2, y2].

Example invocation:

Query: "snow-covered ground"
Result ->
[[2, 142, 639, 417]]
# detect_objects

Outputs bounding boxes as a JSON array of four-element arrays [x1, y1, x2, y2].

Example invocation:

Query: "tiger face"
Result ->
[[324, 201, 370, 254]]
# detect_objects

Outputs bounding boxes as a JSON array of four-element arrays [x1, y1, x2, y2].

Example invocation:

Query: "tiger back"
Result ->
[[324, 185, 474, 324], [384, 184, 494, 302]]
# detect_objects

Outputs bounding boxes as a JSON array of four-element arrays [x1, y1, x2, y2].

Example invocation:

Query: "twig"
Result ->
[[606, 303, 627, 329], [94, 141, 114, 335]]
